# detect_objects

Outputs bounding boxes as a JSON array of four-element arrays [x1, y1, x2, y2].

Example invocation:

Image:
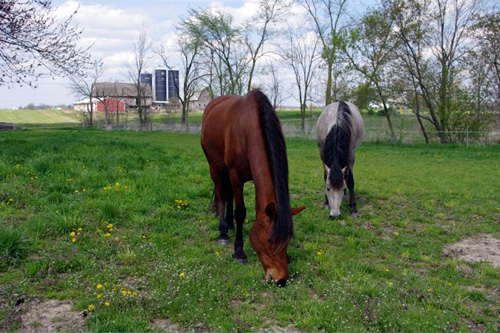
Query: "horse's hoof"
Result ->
[[235, 258, 248, 264], [352, 212, 360, 219], [217, 239, 230, 245]]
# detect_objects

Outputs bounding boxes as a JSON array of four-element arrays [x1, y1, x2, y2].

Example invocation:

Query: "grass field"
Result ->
[[1, 130, 499, 332], [0, 109, 80, 125]]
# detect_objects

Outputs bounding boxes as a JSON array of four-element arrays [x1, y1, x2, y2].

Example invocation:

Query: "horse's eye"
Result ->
[[326, 188, 330, 192]]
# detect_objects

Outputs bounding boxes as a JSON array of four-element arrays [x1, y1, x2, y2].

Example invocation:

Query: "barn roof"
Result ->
[[92, 82, 152, 98]]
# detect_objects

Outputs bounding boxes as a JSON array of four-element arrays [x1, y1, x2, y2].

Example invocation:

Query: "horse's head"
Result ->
[[249, 204, 305, 286], [325, 164, 346, 218]]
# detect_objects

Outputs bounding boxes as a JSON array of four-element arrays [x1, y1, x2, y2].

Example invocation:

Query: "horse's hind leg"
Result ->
[[224, 174, 235, 230], [211, 167, 230, 244], [230, 172, 247, 263]]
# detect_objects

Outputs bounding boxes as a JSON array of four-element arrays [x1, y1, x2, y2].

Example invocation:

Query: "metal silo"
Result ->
[[154, 68, 167, 103], [140, 73, 153, 89], [167, 69, 180, 101]]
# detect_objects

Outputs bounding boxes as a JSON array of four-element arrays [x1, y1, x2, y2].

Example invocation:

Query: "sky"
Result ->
[[0, 0, 372, 109]]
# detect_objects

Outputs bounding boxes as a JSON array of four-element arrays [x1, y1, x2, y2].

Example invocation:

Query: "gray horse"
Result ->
[[315, 101, 365, 218]]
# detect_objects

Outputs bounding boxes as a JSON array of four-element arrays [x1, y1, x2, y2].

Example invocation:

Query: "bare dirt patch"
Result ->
[[444, 234, 500, 267], [150, 318, 185, 332], [20, 299, 84, 333]]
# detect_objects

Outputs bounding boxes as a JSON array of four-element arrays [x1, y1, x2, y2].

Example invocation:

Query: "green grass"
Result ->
[[0, 109, 80, 125], [1, 130, 499, 332]]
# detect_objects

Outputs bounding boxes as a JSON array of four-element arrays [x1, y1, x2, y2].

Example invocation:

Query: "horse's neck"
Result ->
[[248, 139, 276, 214]]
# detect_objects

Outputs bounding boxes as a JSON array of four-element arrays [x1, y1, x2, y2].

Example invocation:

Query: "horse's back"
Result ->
[[316, 101, 364, 149], [201, 94, 258, 173]]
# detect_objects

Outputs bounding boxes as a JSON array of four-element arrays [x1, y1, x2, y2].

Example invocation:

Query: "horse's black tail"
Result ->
[[253, 89, 293, 246]]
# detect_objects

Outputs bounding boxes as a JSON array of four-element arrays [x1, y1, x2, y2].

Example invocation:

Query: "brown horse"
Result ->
[[201, 89, 304, 286]]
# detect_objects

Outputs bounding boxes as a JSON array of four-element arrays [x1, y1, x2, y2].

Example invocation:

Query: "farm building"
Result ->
[[73, 82, 153, 112], [190, 88, 211, 110]]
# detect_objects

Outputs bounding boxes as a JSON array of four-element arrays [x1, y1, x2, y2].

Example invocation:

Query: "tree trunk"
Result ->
[[325, 62, 333, 106]]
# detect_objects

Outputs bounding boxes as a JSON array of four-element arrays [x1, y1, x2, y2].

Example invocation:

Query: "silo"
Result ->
[[154, 68, 167, 103], [167, 69, 180, 101], [140, 73, 153, 89]]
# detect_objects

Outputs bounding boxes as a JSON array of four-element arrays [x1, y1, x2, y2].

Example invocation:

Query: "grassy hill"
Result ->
[[0, 109, 80, 125]]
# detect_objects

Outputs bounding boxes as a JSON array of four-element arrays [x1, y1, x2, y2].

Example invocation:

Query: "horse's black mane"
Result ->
[[323, 101, 352, 189], [253, 89, 293, 245]]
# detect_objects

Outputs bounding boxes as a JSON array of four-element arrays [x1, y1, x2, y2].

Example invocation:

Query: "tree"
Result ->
[[157, 30, 205, 126], [265, 60, 285, 110], [243, 0, 291, 92], [300, 0, 351, 105], [471, 11, 500, 110], [279, 29, 321, 131], [391, 0, 484, 143], [127, 26, 153, 129], [0, 0, 90, 87], [70, 60, 104, 126], [346, 2, 399, 141], [183, 9, 247, 96]]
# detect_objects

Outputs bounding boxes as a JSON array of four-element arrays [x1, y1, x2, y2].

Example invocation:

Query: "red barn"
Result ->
[[96, 98, 126, 112]]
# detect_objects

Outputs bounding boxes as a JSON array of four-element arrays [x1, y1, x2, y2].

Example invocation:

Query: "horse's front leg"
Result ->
[[231, 173, 247, 264], [346, 167, 358, 218]]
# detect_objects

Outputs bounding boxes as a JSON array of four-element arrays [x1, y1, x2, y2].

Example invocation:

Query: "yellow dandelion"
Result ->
[[384, 269, 389, 272], [77, 233, 81, 236], [133, 292, 137, 296], [105, 233, 111, 237], [114, 237, 120, 242], [428, 288, 432, 292], [87, 304, 95, 312], [70, 232, 76, 237], [115, 182, 120, 187], [8, 198, 14, 202], [387, 281, 393, 286], [142, 234, 147, 239], [122, 290, 127, 296], [316, 251, 323, 255], [179, 272, 186, 277], [82, 188, 86, 192], [96, 294, 101, 299], [127, 291, 132, 295], [107, 224, 113, 229], [78, 228, 83, 231], [71, 238, 76, 243], [96, 284, 103, 289], [75, 189, 79, 193], [104, 302, 110, 307], [447, 282, 452, 286]]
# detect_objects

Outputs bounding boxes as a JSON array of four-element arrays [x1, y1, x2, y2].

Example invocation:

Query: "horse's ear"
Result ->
[[265, 202, 276, 218], [291, 206, 305, 216], [324, 164, 330, 175]]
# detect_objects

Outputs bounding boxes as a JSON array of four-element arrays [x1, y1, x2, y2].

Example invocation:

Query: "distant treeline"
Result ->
[[18, 103, 72, 110]]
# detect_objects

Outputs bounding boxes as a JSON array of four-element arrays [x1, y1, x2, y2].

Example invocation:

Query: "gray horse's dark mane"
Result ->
[[322, 101, 352, 189]]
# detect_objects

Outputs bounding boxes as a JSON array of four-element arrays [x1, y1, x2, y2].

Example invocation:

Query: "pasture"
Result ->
[[0, 130, 499, 331]]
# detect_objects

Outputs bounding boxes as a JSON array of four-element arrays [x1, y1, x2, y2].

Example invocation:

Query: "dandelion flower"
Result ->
[[179, 272, 186, 277], [104, 302, 110, 307], [105, 233, 111, 237], [70, 232, 76, 237], [106, 224, 113, 229], [87, 304, 95, 312], [96, 294, 101, 299], [122, 290, 127, 296], [133, 292, 137, 296], [75, 189, 79, 193], [387, 281, 393, 286], [96, 284, 103, 289], [78, 228, 83, 231], [71, 238, 76, 243], [316, 251, 323, 255], [8, 198, 14, 202]]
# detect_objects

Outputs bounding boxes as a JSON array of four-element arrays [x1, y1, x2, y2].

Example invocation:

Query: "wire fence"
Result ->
[[9, 115, 500, 145]]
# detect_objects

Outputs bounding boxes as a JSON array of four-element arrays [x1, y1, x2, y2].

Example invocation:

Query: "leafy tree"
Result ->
[[346, 2, 399, 141]]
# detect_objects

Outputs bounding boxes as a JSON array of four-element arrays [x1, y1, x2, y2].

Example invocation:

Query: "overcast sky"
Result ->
[[0, 0, 372, 109]]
